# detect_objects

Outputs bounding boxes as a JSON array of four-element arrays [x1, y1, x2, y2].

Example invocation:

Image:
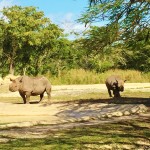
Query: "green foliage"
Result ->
[[0, 6, 64, 76], [43, 39, 78, 77], [73, 25, 126, 72], [122, 28, 150, 72], [0, 4, 149, 76], [79, 0, 150, 40], [77, 1, 150, 73]]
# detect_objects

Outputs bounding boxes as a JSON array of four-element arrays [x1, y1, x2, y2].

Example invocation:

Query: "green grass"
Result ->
[[0, 119, 150, 150]]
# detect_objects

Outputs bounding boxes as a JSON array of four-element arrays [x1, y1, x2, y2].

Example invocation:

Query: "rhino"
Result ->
[[105, 75, 126, 98], [9, 75, 51, 104]]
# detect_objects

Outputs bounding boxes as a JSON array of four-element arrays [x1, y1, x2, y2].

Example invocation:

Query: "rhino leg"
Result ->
[[19, 92, 26, 104], [39, 93, 44, 103], [116, 92, 121, 97], [113, 90, 121, 98], [25, 92, 31, 104], [46, 86, 51, 104], [108, 89, 112, 97]]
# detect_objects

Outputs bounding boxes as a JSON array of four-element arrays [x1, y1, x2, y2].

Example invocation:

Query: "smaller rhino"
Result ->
[[105, 75, 126, 98]]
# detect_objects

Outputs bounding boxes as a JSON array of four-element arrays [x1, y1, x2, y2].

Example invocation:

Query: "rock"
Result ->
[[130, 106, 140, 114], [124, 111, 130, 116], [81, 116, 90, 121], [138, 104, 148, 112], [106, 113, 113, 118], [101, 114, 106, 118], [111, 111, 123, 117], [130, 104, 148, 114], [90, 116, 97, 120], [67, 118, 76, 123], [60, 120, 68, 124], [97, 115, 102, 119]]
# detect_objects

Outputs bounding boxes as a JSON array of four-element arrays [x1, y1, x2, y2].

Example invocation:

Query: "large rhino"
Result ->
[[9, 75, 51, 104], [105, 75, 126, 98]]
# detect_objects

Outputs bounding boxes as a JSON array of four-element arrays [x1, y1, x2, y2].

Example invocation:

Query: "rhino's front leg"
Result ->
[[47, 93, 51, 104], [113, 90, 121, 98], [108, 89, 112, 97], [39, 93, 44, 103], [46, 86, 51, 104], [25, 92, 31, 104], [19, 92, 26, 104]]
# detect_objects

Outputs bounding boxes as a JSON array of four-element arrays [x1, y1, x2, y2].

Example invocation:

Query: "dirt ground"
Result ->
[[0, 83, 149, 124], [0, 83, 149, 139]]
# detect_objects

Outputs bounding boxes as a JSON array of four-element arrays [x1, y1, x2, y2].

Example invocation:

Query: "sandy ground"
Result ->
[[0, 83, 149, 124], [0, 83, 149, 140], [0, 83, 150, 97]]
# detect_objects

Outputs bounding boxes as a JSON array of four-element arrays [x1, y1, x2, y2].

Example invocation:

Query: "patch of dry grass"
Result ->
[[48, 69, 150, 85]]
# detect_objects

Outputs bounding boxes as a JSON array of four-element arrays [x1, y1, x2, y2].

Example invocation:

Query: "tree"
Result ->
[[122, 27, 150, 72], [79, 0, 150, 40], [73, 25, 126, 72], [35, 38, 77, 77], [0, 6, 62, 75]]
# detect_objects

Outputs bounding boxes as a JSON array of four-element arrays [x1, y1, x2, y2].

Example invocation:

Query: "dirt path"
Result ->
[[0, 83, 149, 122], [0, 83, 150, 97], [0, 83, 149, 136]]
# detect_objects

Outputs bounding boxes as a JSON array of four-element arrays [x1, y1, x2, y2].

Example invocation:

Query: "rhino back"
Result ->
[[19, 76, 34, 92], [19, 76, 50, 93], [32, 77, 50, 92], [105, 75, 117, 86]]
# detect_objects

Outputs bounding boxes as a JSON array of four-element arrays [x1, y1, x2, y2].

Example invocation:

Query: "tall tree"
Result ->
[[73, 25, 126, 72], [0, 6, 62, 75], [79, 0, 150, 40], [122, 27, 150, 72]]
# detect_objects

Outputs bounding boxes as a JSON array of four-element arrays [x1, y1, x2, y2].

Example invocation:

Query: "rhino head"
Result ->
[[9, 77, 22, 92], [115, 79, 126, 92]]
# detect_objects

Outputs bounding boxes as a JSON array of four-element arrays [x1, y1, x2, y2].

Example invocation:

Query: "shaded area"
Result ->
[[52, 96, 150, 107], [0, 118, 150, 150]]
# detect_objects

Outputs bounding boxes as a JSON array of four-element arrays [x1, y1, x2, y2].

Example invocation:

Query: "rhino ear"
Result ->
[[10, 78, 14, 82], [18, 76, 23, 82], [115, 79, 118, 84]]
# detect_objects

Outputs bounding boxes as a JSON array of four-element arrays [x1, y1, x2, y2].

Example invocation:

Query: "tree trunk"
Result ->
[[9, 59, 14, 75], [23, 67, 26, 75]]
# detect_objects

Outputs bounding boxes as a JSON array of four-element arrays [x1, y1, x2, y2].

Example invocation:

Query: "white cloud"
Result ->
[[48, 12, 87, 39], [0, 0, 15, 10], [60, 13, 86, 33], [0, 0, 18, 19]]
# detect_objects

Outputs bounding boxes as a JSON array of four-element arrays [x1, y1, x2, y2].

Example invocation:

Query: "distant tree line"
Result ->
[[0, 2, 149, 77]]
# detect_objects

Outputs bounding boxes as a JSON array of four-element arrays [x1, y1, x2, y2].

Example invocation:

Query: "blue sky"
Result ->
[[0, 0, 90, 39], [0, 0, 108, 39]]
